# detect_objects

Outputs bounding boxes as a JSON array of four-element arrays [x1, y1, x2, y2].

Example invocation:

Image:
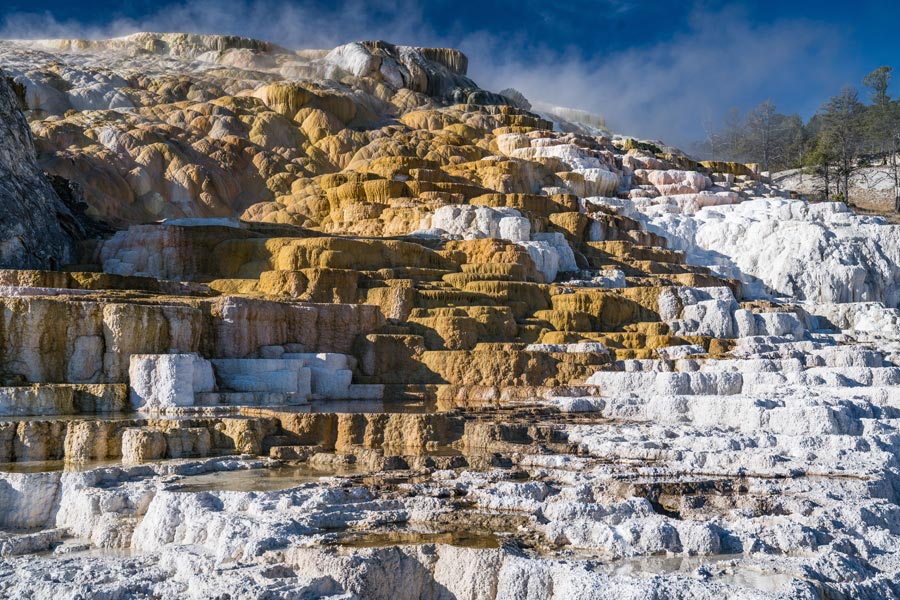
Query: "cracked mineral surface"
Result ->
[[0, 32, 898, 599]]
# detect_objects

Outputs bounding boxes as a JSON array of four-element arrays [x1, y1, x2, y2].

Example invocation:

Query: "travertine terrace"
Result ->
[[0, 32, 898, 599]]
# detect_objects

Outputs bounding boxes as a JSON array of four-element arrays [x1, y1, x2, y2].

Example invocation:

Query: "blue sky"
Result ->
[[1, 0, 897, 146]]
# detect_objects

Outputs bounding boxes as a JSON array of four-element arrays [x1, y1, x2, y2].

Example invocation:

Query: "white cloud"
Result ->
[[462, 6, 847, 145], [0, 1, 853, 146], [0, 0, 435, 48]]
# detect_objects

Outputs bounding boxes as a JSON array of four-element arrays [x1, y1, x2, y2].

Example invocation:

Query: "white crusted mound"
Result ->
[[616, 197, 900, 306], [418, 205, 578, 282]]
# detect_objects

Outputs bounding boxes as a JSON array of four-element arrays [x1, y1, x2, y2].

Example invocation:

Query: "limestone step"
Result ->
[[590, 363, 900, 397], [0, 384, 128, 417], [268, 445, 324, 460], [0, 415, 279, 464]]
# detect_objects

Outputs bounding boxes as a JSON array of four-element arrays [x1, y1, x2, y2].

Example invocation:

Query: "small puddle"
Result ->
[[602, 553, 743, 575], [329, 529, 501, 549], [0, 412, 144, 423], [166, 463, 364, 493], [243, 399, 439, 416], [719, 567, 797, 594], [48, 544, 136, 560], [0, 458, 124, 473], [598, 553, 797, 593]]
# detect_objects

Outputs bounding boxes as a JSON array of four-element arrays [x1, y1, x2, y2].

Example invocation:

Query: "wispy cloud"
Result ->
[[462, 5, 846, 145], [0, 1, 854, 146], [0, 0, 436, 48]]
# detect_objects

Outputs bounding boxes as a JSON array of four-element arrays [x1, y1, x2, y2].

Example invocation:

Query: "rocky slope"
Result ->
[[0, 69, 81, 269], [0, 32, 898, 599]]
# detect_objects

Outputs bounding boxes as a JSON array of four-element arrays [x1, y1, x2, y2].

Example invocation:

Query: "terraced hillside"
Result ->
[[0, 33, 899, 599]]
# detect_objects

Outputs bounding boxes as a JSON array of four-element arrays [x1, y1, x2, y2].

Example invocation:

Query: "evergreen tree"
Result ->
[[817, 87, 865, 202], [862, 66, 900, 209]]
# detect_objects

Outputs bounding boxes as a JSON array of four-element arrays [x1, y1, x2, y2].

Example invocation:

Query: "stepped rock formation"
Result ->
[[0, 32, 898, 599]]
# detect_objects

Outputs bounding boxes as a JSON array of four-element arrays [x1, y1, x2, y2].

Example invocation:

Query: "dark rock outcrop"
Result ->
[[0, 71, 79, 269]]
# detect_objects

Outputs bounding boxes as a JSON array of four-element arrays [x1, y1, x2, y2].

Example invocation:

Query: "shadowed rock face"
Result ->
[[0, 70, 78, 269]]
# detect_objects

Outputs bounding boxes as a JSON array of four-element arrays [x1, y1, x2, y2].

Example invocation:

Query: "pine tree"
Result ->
[[862, 66, 900, 210], [817, 87, 865, 203]]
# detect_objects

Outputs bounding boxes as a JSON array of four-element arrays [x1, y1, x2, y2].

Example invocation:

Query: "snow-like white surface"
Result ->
[[609, 196, 900, 306], [635, 168, 712, 195], [426, 205, 529, 240], [130, 352, 379, 409], [420, 205, 579, 282], [129, 353, 213, 409]]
